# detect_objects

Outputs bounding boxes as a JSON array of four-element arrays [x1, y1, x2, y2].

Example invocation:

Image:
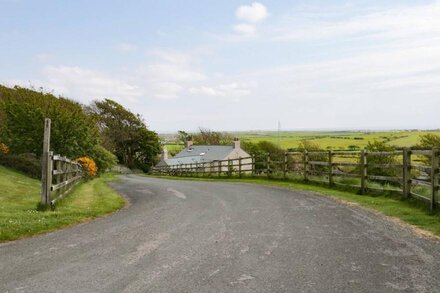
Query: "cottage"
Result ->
[[157, 139, 252, 172]]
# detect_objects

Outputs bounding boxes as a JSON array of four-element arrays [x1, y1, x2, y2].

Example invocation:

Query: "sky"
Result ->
[[1, 0, 440, 132]]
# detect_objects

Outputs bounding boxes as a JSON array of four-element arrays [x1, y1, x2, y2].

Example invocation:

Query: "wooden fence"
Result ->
[[152, 148, 440, 210], [41, 118, 83, 206]]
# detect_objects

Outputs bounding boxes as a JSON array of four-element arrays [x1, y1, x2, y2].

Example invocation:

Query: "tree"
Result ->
[[192, 128, 233, 145], [88, 99, 160, 170], [134, 128, 161, 172], [177, 130, 190, 144], [0, 85, 99, 158]]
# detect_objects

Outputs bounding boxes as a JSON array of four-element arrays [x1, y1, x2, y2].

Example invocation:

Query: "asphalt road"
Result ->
[[1, 175, 440, 292]]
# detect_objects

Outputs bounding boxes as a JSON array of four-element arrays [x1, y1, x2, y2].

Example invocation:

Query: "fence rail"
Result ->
[[152, 147, 440, 211], [50, 153, 82, 204]]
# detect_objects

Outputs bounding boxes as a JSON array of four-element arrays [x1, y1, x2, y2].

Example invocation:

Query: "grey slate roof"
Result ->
[[161, 145, 234, 166]]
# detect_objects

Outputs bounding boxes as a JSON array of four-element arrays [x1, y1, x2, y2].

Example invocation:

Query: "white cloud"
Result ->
[[41, 66, 143, 103], [116, 42, 138, 52], [227, 2, 268, 38], [147, 49, 190, 65], [189, 86, 223, 96], [138, 50, 207, 99], [233, 23, 256, 36], [10, 48, 250, 106], [230, 40, 440, 129], [236, 2, 268, 23], [271, 1, 440, 42], [188, 83, 251, 98]]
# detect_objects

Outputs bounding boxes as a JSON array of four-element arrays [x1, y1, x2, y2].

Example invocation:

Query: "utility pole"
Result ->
[[277, 120, 281, 148]]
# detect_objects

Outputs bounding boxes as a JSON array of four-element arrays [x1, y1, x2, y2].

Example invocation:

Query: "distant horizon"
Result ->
[[158, 127, 440, 135]]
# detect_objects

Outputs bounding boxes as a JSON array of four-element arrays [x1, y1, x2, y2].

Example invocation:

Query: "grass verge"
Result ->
[[0, 166, 125, 242], [144, 174, 440, 238]]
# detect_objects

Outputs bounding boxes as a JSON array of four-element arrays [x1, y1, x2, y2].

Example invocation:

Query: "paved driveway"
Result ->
[[1, 175, 439, 292]]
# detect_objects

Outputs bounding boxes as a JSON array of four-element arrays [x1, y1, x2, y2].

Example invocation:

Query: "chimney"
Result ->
[[185, 139, 193, 148], [161, 146, 168, 160], [233, 138, 240, 149]]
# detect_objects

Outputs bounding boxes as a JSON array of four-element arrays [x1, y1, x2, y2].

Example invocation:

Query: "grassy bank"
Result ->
[[0, 166, 125, 242], [145, 174, 440, 237]]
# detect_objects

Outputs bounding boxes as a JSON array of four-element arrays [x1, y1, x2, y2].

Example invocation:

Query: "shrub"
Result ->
[[241, 140, 286, 174], [417, 133, 440, 149], [90, 145, 117, 174], [0, 143, 9, 155], [76, 157, 97, 178], [297, 140, 327, 175], [363, 140, 399, 178], [0, 153, 41, 178], [416, 133, 440, 165]]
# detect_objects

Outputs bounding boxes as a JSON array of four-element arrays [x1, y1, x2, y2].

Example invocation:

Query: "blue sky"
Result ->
[[1, 0, 439, 132]]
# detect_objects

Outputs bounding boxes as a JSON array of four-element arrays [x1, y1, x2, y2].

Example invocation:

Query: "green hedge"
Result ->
[[0, 153, 41, 179]]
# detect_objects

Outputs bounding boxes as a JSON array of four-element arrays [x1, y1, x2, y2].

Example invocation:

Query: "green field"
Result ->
[[235, 130, 440, 150], [0, 166, 125, 242], [161, 130, 440, 152]]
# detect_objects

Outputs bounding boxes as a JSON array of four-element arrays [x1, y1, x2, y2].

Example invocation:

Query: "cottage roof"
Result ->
[[162, 145, 234, 166]]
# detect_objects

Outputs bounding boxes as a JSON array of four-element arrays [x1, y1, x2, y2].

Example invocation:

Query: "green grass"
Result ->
[[0, 166, 125, 242], [144, 174, 440, 237], [166, 144, 184, 156]]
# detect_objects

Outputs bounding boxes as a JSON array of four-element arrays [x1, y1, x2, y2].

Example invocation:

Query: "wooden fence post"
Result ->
[[251, 155, 255, 177], [218, 161, 221, 177], [55, 158, 62, 199], [402, 148, 411, 198], [41, 118, 52, 206], [266, 154, 271, 179], [360, 150, 367, 194], [303, 151, 309, 181], [59, 159, 64, 196], [283, 152, 288, 179], [328, 151, 334, 186], [239, 157, 242, 178], [431, 148, 439, 211]]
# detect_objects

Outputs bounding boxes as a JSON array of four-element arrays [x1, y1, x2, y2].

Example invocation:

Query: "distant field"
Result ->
[[233, 130, 440, 150], [161, 130, 440, 151]]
